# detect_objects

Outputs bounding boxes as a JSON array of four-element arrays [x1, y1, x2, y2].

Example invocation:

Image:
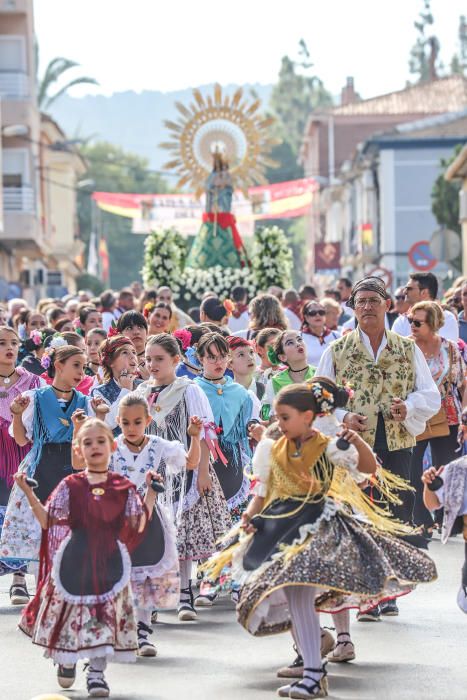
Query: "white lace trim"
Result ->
[[51, 536, 131, 604], [231, 497, 339, 585], [47, 647, 136, 664]]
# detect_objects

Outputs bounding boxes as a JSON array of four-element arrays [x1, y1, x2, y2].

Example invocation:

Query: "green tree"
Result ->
[[431, 145, 463, 235], [409, 0, 441, 83], [451, 15, 467, 75], [269, 42, 333, 159], [37, 56, 99, 110], [77, 142, 169, 289]]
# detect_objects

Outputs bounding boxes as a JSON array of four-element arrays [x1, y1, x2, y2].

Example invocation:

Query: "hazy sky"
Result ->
[[34, 0, 466, 99]]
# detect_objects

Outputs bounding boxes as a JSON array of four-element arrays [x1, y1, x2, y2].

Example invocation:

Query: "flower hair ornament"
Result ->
[[72, 317, 84, 336], [267, 345, 281, 367], [341, 380, 355, 400], [174, 328, 192, 351], [223, 299, 235, 317], [30, 329, 48, 347], [107, 322, 119, 338], [307, 381, 335, 415], [40, 334, 67, 369], [143, 302, 156, 320]]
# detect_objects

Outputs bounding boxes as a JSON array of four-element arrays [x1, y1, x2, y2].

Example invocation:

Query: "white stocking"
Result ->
[[285, 586, 322, 684], [179, 559, 192, 591], [332, 609, 351, 642]]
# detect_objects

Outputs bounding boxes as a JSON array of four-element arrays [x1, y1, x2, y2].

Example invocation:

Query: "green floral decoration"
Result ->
[[252, 225, 292, 290]]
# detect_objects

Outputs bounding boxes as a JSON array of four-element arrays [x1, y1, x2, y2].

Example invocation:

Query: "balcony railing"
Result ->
[[3, 186, 35, 212], [0, 71, 29, 98]]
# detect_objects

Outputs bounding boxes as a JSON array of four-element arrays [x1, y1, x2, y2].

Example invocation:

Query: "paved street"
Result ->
[[0, 537, 465, 700]]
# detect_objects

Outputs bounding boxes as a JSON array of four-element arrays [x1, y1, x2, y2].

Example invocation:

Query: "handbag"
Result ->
[[416, 405, 450, 441]]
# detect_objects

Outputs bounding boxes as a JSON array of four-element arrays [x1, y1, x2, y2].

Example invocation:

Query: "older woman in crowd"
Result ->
[[301, 300, 340, 366], [409, 300, 466, 534]]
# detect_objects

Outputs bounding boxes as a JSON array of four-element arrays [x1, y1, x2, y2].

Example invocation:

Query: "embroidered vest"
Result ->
[[331, 330, 416, 451]]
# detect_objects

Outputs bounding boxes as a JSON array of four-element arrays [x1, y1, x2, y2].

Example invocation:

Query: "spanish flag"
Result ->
[[99, 237, 110, 282]]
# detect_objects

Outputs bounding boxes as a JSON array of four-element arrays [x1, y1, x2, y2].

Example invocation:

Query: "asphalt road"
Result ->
[[0, 536, 465, 700]]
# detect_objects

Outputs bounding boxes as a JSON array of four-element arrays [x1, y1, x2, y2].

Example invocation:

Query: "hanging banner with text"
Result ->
[[92, 177, 317, 237]]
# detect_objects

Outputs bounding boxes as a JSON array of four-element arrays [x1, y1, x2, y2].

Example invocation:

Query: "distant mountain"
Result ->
[[49, 83, 273, 171]]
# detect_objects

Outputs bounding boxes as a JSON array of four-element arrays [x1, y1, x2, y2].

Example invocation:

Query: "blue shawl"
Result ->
[[195, 375, 252, 446], [23, 386, 87, 477]]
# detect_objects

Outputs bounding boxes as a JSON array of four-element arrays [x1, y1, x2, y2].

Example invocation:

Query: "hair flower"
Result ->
[[143, 302, 156, 320], [107, 324, 119, 338], [223, 299, 235, 317], [50, 335, 68, 350], [174, 328, 192, 351], [40, 353, 51, 369], [30, 330, 42, 347]]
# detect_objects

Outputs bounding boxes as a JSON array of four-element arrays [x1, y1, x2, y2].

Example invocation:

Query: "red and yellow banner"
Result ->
[[92, 177, 317, 236]]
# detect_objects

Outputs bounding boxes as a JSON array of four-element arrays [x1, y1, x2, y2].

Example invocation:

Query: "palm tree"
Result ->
[[37, 56, 98, 110]]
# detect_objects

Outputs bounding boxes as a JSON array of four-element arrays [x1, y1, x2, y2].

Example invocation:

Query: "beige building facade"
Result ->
[[0, 0, 84, 303]]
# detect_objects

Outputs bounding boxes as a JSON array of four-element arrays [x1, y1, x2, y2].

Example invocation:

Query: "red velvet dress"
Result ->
[[19, 471, 146, 664]]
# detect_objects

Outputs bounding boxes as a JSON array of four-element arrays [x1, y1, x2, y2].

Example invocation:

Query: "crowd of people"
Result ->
[[0, 271, 465, 699]]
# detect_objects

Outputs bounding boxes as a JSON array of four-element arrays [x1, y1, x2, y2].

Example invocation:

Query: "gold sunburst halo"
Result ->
[[161, 83, 279, 196]]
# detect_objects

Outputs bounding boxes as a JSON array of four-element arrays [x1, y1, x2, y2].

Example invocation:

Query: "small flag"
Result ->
[[87, 232, 99, 276], [99, 237, 110, 282]]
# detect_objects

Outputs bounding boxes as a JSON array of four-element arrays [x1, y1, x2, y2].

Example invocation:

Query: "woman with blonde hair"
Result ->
[[242, 294, 287, 341], [409, 300, 466, 535]]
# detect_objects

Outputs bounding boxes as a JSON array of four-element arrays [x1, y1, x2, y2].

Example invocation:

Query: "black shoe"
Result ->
[[57, 664, 76, 689], [137, 621, 157, 657], [178, 584, 197, 621], [9, 581, 29, 606], [86, 666, 110, 697], [357, 604, 381, 622], [380, 599, 399, 616]]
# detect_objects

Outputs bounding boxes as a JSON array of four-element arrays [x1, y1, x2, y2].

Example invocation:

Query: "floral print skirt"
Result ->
[[176, 465, 232, 561], [19, 577, 138, 664], [236, 503, 437, 637]]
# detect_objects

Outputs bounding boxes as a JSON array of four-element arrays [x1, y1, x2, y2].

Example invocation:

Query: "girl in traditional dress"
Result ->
[[174, 325, 209, 379], [0, 326, 42, 605], [207, 380, 437, 698], [262, 330, 315, 422], [135, 333, 231, 621], [85, 327, 107, 380], [92, 334, 140, 435], [195, 332, 260, 518], [116, 310, 150, 380], [0, 342, 107, 569], [20, 328, 55, 376], [111, 393, 203, 654], [41, 332, 96, 396], [16, 417, 156, 698]]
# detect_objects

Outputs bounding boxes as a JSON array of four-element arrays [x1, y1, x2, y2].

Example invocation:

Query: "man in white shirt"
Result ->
[[317, 276, 440, 555], [282, 288, 302, 330], [392, 272, 458, 341], [227, 285, 250, 334]]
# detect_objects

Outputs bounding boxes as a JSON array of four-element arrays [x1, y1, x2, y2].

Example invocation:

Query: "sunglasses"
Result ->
[[395, 295, 405, 301], [305, 309, 326, 317], [407, 317, 426, 328]]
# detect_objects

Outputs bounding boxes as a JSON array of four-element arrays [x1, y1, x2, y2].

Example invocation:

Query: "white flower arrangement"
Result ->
[[252, 225, 293, 291], [178, 265, 257, 307], [141, 227, 187, 295]]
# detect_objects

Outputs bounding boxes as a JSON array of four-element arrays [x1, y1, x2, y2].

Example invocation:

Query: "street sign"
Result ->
[[430, 228, 461, 262], [408, 241, 437, 271], [368, 266, 392, 288]]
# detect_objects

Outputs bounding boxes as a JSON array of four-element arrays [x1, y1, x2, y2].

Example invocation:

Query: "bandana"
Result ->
[[347, 276, 389, 309]]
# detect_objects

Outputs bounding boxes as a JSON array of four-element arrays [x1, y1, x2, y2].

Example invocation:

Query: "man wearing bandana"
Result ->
[[317, 276, 441, 617]]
